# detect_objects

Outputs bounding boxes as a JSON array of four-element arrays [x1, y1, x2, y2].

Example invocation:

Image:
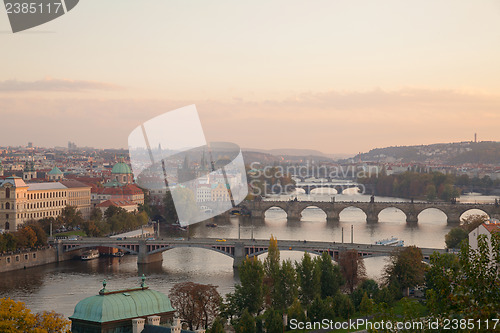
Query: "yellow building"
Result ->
[[61, 180, 92, 220], [0, 176, 91, 232]]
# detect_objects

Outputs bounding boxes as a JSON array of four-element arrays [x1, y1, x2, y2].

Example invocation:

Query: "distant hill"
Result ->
[[351, 141, 500, 165], [245, 148, 327, 157]]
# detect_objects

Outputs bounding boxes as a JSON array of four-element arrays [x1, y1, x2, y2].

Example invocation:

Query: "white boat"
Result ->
[[81, 249, 99, 260], [375, 237, 404, 246]]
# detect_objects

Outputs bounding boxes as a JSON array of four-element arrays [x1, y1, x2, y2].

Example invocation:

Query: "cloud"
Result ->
[[0, 78, 121, 92]]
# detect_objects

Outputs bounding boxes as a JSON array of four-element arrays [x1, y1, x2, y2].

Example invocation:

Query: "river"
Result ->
[[0, 192, 494, 318]]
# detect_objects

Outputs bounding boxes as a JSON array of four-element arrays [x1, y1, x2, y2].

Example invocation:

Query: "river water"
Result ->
[[0, 192, 493, 318]]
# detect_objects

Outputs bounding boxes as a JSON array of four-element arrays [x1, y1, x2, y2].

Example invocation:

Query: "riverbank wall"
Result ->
[[0, 247, 75, 273]]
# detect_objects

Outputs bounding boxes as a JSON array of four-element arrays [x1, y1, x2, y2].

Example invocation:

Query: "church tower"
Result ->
[[23, 160, 37, 180]]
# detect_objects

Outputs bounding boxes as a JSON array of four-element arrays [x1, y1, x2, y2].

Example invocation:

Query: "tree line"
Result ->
[[358, 171, 460, 201]]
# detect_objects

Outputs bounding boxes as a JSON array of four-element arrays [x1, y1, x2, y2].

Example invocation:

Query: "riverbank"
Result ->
[[0, 247, 74, 273]]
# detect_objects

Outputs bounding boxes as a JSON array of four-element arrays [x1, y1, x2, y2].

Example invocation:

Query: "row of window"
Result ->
[[2, 252, 37, 264], [1, 201, 66, 210]]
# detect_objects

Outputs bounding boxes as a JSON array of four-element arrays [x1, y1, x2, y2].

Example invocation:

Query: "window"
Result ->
[[5, 188, 10, 199], [5, 202, 9, 210], [7, 257, 10, 263], [15, 256, 19, 262], [5, 221, 9, 230], [33, 253, 36, 259], [24, 254, 28, 260]]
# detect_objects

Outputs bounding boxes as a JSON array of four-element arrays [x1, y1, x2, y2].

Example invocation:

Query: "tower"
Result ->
[[23, 160, 37, 180]]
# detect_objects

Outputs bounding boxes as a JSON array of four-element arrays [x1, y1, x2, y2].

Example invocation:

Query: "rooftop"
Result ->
[[27, 182, 67, 191], [70, 277, 175, 324]]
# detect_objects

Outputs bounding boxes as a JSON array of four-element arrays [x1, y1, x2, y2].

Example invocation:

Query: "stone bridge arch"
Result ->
[[147, 244, 236, 258], [63, 243, 139, 255]]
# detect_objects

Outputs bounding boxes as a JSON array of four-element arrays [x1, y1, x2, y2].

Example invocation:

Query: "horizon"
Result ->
[[2, 0, 500, 154]]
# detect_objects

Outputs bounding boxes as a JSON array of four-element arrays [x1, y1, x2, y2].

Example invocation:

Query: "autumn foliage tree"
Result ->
[[338, 249, 366, 293], [169, 282, 221, 330], [383, 246, 426, 297], [0, 298, 70, 333]]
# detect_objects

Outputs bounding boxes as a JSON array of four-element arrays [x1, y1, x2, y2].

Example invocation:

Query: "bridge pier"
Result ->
[[446, 212, 461, 225], [233, 242, 245, 269], [326, 210, 340, 222], [287, 209, 301, 221], [405, 211, 418, 223], [137, 240, 163, 265]]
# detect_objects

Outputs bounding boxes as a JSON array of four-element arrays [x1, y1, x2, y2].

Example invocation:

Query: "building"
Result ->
[[104, 158, 134, 188], [60, 180, 92, 219], [70, 277, 177, 333], [469, 218, 500, 255], [23, 160, 37, 180], [0, 176, 92, 231], [97, 198, 138, 214], [47, 166, 64, 181]]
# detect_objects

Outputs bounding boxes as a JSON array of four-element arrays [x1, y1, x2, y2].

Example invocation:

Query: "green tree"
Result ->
[[425, 252, 460, 314], [263, 235, 280, 307], [444, 227, 468, 249], [308, 296, 335, 322], [236, 309, 255, 333], [207, 317, 225, 333], [223, 257, 265, 319], [333, 292, 355, 319], [263, 308, 283, 333], [295, 252, 320, 306], [273, 259, 298, 311], [359, 292, 374, 315], [317, 252, 344, 298], [58, 206, 83, 229]]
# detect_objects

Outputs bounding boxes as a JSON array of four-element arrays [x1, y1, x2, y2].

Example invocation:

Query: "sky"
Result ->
[[1, 0, 500, 155]]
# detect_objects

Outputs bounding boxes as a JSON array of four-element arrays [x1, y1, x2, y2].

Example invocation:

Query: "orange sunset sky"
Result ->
[[1, 0, 500, 154]]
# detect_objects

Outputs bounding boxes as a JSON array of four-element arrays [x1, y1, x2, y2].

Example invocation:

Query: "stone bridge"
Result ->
[[58, 237, 446, 268], [240, 200, 500, 224], [294, 183, 360, 195]]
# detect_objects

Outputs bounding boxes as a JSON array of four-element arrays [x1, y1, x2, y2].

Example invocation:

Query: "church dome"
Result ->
[[47, 166, 63, 175], [112, 162, 132, 175], [70, 283, 174, 323]]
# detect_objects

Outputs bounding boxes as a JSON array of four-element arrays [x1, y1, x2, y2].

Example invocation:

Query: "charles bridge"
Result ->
[[239, 200, 500, 224]]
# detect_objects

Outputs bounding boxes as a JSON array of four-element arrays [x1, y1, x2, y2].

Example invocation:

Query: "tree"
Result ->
[[236, 309, 255, 333], [425, 252, 460, 314], [207, 317, 225, 333], [461, 214, 488, 233], [295, 252, 320, 306], [35, 311, 72, 333], [383, 246, 426, 297], [263, 235, 280, 307], [16, 226, 37, 248], [263, 308, 283, 333], [445, 227, 468, 249], [58, 206, 83, 229], [359, 292, 374, 315], [223, 257, 265, 320], [317, 252, 344, 298], [169, 282, 221, 330], [274, 259, 298, 311], [338, 249, 366, 293], [0, 298, 70, 333]]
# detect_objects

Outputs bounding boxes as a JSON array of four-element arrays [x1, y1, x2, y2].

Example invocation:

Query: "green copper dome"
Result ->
[[47, 167, 63, 175], [70, 286, 174, 323], [111, 162, 132, 175]]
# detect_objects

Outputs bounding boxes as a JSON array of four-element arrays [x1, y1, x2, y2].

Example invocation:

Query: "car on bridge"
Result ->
[[216, 239, 226, 242]]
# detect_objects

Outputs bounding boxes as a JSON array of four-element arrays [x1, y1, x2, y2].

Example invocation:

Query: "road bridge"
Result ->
[[57, 237, 446, 268], [240, 200, 500, 224]]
